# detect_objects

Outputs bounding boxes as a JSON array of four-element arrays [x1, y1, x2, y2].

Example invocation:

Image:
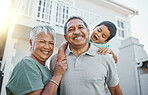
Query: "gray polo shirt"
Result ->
[[50, 43, 119, 95]]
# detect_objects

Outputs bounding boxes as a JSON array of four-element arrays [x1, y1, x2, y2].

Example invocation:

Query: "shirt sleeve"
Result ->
[[7, 59, 44, 95], [105, 54, 119, 87]]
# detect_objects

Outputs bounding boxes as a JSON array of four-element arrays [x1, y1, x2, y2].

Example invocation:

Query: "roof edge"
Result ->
[[103, 0, 138, 15]]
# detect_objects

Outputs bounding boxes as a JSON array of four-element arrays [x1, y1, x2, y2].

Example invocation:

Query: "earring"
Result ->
[[30, 47, 32, 51]]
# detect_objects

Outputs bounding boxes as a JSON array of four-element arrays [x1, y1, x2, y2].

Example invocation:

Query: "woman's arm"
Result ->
[[26, 58, 68, 95]]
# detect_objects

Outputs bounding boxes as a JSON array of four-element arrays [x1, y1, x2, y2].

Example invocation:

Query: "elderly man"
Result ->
[[50, 16, 122, 95]]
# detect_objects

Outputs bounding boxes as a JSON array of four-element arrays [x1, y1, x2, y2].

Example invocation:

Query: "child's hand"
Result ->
[[97, 47, 113, 55], [98, 47, 118, 63]]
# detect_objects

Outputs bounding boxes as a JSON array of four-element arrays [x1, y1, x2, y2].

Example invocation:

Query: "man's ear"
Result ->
[[103, 40, 109, 44], [64, 35, 67, 41], [88, 29, 90, 35], [29, 40, 33, 47]]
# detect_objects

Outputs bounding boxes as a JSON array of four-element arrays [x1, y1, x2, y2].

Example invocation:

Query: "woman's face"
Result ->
[[30, 32, 54, 64]]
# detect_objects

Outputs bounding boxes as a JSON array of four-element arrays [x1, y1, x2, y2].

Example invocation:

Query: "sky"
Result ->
[[113, 0, 148, 54], [0, 0, 11, 28]]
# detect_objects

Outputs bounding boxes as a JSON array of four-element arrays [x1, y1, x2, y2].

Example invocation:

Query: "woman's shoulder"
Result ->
[[20, 56, 32, 63], [14, 56, 43, 73], [17, 56, 37, 67]]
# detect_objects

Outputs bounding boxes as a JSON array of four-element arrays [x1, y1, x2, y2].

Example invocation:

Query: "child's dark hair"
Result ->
[[96, 21, 117, 41]]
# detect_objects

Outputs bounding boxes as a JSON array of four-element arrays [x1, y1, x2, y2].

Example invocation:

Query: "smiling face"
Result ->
[[91, 25, 111, 44], [30, 32, 54, 65], [64, 19, 90, 49]]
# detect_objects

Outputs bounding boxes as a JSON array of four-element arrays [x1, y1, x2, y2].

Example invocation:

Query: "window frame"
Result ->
[[116, 17, 127, 39]]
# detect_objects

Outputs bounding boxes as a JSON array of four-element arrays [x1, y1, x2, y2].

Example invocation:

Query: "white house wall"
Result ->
[[118, 38, 140, 95], [118, 37, 147, 95], [140, 73, 148, 95]]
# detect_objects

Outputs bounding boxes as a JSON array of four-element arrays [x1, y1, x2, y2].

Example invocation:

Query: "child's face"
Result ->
[[90, 25, 110, 44]]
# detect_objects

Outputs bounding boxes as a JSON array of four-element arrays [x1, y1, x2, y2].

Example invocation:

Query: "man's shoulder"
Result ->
[[100, 54, 114, 61], [50, 53, 58, 74], [88, 43, 113, 60], [50, 53, 58, 67], [50, 53, 58, 61], [94, 52, 114, 64]]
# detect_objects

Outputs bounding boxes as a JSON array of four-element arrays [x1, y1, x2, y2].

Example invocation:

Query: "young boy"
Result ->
[[56, 21, 118, 63]]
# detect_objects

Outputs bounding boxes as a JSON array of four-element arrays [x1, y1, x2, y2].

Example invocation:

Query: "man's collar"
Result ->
[[84, 43, 97, 56], [65, 43, 97, 56], [65, 45, 73, 56]]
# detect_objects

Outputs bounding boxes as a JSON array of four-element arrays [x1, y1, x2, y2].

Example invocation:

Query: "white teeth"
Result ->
[[94, 35, 99, 40], [42, 51, 49, 54], [74, 36, 82, 40]]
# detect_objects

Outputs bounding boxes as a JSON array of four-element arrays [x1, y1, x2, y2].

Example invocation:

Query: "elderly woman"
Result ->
[[6, 25, 68, 95]]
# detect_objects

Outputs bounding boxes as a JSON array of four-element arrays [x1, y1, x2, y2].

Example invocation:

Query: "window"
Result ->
[[117, 20, 126, 38], [37, 0, 52, 21], [55, 2, 69, 27], [37, 0, 42, 18]]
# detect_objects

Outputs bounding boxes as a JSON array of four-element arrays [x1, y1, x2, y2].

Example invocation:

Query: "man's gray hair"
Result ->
[[30, 25, 56, 43], [64, 16, 89, 35]]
